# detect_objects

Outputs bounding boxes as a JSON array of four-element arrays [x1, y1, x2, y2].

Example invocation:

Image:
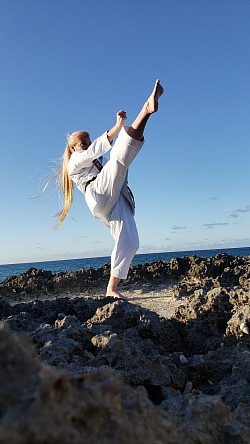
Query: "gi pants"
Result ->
[[85, 126, 144, 279]]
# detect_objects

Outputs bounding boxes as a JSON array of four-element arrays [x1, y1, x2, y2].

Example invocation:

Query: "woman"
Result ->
[[56, 79, 164, 298]]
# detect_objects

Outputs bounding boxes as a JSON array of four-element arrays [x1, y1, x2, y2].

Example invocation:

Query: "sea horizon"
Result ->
[[1, 245, 250, 283]]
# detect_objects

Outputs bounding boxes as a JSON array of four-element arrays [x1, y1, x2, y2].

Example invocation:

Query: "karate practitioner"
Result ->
[[56, 79, 164, 298]]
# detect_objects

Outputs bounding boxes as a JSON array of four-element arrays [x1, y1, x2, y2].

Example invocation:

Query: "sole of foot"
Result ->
[[147, 79, 164, 113], [106, 291, 128, 300]]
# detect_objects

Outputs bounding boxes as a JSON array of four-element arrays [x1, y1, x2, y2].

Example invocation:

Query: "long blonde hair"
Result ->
[[55, 130, 90, 228]]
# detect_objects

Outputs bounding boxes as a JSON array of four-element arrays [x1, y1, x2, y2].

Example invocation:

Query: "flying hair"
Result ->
[[54, 130, 90, 229]]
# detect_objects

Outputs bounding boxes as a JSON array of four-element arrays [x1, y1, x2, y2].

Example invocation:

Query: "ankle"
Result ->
[[107, 276, 121, 292]]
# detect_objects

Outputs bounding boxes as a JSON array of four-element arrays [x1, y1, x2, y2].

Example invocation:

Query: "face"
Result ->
[[73, 134, 91, 152]]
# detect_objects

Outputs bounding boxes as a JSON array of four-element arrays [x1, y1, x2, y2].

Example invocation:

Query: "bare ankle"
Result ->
[[146, 79, 164, 114], [106, 276, 128, 299], [128, 80, 164, 139]]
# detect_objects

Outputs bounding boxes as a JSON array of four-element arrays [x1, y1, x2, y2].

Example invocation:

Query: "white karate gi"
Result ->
[[68, 126, 144, 279]]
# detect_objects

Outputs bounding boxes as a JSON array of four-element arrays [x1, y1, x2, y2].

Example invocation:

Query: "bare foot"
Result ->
[[146, 79, 164, 114], [106, 276, 128, 300], [106, 289, 128, 300]]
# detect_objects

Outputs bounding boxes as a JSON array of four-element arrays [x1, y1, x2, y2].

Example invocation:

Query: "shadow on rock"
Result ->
[[0, 287, 249, 443]]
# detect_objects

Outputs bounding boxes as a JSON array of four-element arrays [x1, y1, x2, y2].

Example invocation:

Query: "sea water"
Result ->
[[1, 246, 250, 283]]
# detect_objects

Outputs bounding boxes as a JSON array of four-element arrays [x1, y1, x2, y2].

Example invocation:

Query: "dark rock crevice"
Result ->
[[0, 253, 249, 442]]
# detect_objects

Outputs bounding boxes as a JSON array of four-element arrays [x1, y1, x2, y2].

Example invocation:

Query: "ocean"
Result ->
[[1, 246, 250, 283]]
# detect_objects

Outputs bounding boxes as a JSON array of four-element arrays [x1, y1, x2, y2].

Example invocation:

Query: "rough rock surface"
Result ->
[[1, 253, 249, 299], [0, 253, 249, 443]]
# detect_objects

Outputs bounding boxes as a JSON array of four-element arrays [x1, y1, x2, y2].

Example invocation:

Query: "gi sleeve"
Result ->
[[68, 131, 112, 175]]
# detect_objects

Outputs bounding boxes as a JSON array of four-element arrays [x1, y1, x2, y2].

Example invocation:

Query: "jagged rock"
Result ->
[[1, 253, 250, 297], [177, 393, 248, 443], [0, 253, 249, 442], [0, 323, 191, 443]]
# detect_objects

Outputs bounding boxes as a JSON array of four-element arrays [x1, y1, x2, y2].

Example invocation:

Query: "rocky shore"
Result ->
[[0, 253, 249, 443]]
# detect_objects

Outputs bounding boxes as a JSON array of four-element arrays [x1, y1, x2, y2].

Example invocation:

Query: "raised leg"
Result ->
[[104, 80, 164, 299], [126, 79, 164, 141]]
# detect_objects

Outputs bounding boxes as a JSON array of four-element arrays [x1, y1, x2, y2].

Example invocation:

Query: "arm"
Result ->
[[107, 110, 127, 144], [69, 133, 112, 174], [69, 111, 127, 175]]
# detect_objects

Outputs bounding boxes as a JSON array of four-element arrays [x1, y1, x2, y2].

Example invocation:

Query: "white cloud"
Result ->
[[235, 205, 250, 213], [203, 222, 229, 229], [172, 225, 186, 230], [229, 204, 250, 219], [229, 213, 239, 218]]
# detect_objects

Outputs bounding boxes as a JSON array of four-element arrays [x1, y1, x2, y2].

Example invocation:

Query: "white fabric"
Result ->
[[70, 126, 144, 279], [109, 196, 139, 278], [69, 131, 112, 189]]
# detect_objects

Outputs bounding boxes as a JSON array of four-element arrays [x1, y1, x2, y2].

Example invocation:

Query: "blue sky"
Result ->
[[0, 0, 250, 264]]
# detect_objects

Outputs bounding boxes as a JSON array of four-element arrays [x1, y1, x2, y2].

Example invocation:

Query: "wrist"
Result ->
[[115, 121, 123, 130]]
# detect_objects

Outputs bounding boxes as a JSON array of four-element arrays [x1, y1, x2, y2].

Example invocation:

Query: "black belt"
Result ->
[[84, 176, 97, 191], [85, 177, 134, 204], [126, 186, 134, 206], [86, 158, 135, 207]]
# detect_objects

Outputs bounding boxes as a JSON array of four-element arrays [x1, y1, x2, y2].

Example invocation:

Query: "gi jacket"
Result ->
[[68, 131, 135, 213]]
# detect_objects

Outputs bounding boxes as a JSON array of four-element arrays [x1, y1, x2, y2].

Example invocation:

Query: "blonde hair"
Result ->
[[54, 130, 90, 228]]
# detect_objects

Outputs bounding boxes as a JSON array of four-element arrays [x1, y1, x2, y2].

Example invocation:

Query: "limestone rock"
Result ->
[[0, 323, 190, 443], [0, 253, 250, 442]]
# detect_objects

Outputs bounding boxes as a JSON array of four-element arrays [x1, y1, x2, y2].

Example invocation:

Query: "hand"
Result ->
[[107, 110, 127, 144], [116, 110, 127, 128]]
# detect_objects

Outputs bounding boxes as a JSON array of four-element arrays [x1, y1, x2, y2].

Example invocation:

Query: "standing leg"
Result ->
[[106, 276, 122, 298], [106, 196, 139, 299]]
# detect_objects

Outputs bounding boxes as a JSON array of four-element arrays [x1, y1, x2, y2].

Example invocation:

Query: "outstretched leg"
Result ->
[[92, 80, 164, 222], [126, 79, 164, 141], [105, 79, 164, 299]]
